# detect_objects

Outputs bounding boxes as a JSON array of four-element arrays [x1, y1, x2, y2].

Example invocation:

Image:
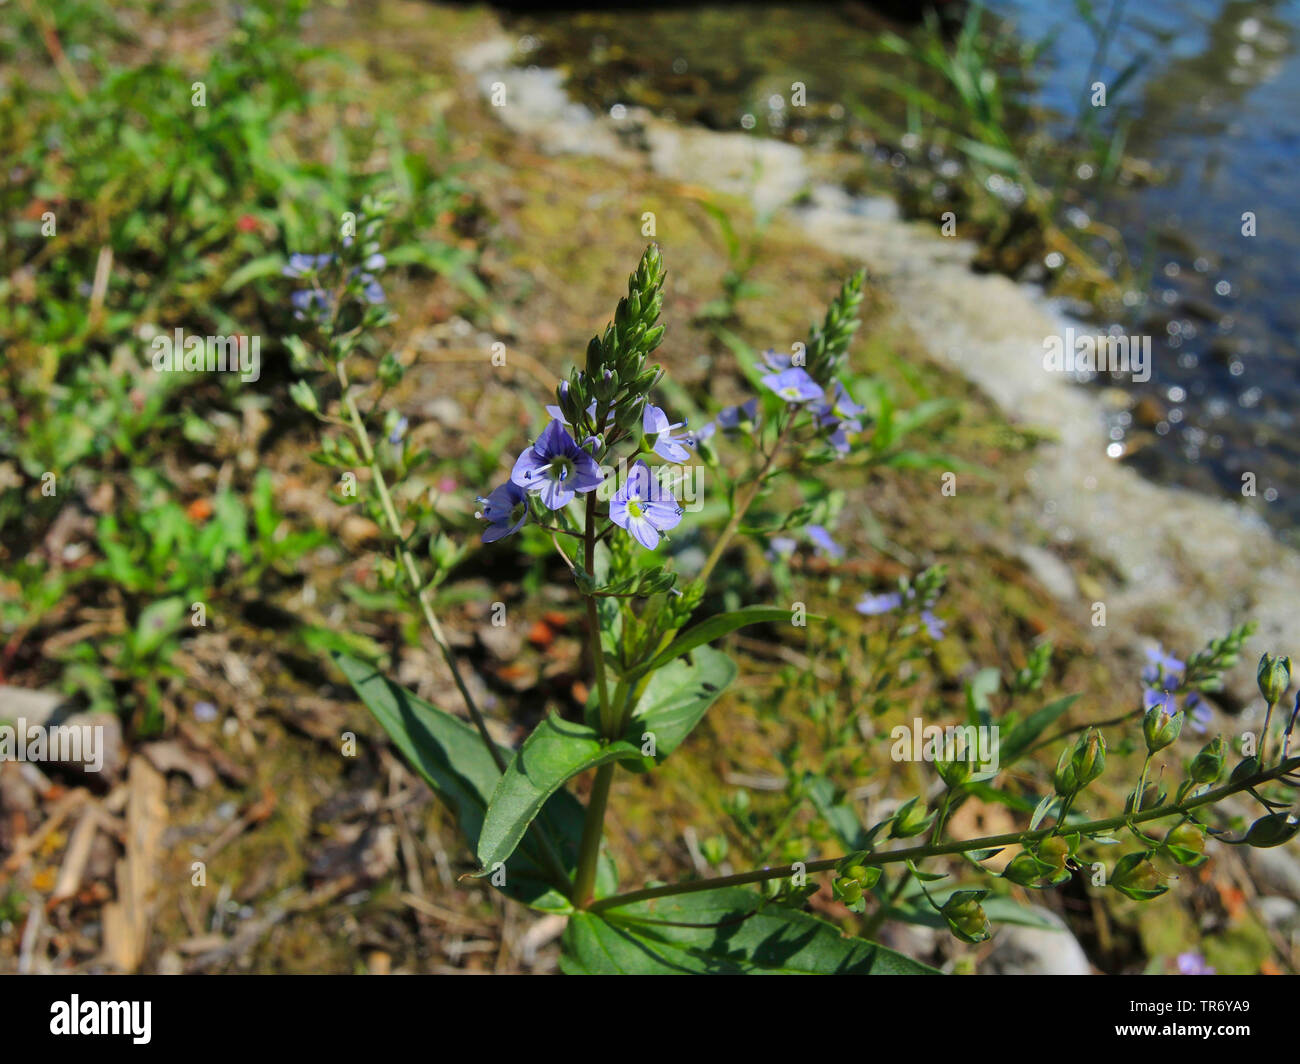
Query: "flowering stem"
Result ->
[[586, 754, 1300, 914], [1261, 699, 1276, 765], [573, 492, 618, 906], [572, 762, 615, 908], [335, 363, 505, 773], [696, 413, 794, 586]]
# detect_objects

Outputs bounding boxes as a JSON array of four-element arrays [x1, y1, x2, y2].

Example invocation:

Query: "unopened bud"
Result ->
[[1189, 736, 1225, 784], [1052, 743, 1079, 797], [1258, 653, 1291, 705], [890, 797, 935, 839], [1070, 728, 1106, 789]]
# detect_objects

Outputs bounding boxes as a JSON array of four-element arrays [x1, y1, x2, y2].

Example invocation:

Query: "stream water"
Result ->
[[507, 0, 1300, 543]]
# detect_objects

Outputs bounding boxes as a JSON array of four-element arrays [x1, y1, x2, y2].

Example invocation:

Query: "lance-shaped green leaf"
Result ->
[[334, 653, 603, 911], [625, 646, 737, 766], [561, 887, 939, 974], [999, 694, 1079, 766], [626, 605, 804, 682], [477, 716, 642, 871]]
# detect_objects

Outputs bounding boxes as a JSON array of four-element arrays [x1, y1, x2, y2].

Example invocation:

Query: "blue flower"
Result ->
[[610, 460, 682, 550], [759, 349, 795, 372], [283, 252, 334, 278], [477, 481, 529, 543], [804, 524, 844, 560], [767, 536, 798, 560], [1176, 951, 1215, 976], [716, 398, 759, 431], [856, 591, 903, 616], [813, 381, 865, 454], [643, 404, 694, 463], [510, 420, 604, 510], [291, 288, 333, 324], [544, 399, 614, 433], [388, 416, 408, 445], [1186, 691, 1211, 735], [920, 610, 946, 640], [1142, 645, 1185, 691], [761, 367, 824, 404]]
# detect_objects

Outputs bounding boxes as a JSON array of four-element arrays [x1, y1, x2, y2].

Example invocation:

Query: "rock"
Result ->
[[0, 686, 124, 780], [982, 906, 1092, 975], [1016, 544, 1078, 602]]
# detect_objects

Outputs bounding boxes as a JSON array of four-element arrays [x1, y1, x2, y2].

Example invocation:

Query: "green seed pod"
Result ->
[[1111, 852, 1167, 901], [941, 890, 991, 943], [1143, 703, 1183, 753], [1163, 821, 1206, 866], [1071, 728, 1106, 789], [1243, 812, 1300, 849], [1002, 851, 1048, 887], [1189, 736, 1225, 784], [1257, 653, 1292, 705]]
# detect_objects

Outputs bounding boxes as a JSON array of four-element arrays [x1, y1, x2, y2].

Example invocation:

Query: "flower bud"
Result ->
[[1258, 653, 1291, 705], [1052, 743, 1079, 797], [289, 379, 318, 414], [890, 797, 935, 839], [1070, 728, 1106, 789], [1143, 703, 1183, 753], [1243, 812, 1300, 849], [1189, 736, 1225, 784], [936, 752, 971, 789], [1110, 852, 1167, 901], [941, 890, 991, 943], [1163, 821, 1205, 866]]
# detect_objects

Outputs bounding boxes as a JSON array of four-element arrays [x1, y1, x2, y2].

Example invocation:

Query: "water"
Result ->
[[508, 1, 1300, 541]]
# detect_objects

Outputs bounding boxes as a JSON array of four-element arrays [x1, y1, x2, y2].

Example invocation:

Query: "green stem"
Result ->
[[572, 762, 616, 908], [1261, 700, 1277, 765], [586, 754, 1300, 914], [337, 363, 504, 772], [335, 366, 571, 892]]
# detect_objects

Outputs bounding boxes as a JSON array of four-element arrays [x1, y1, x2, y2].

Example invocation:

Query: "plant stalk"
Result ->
[[587, 754, 1300, 914]]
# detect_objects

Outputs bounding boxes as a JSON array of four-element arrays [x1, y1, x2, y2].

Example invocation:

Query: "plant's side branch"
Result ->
[[587, 754, 1300, 914], [336, 363, 504, 773]]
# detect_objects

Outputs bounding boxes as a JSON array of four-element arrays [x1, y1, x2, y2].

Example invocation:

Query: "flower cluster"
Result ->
[[855, 565, 948, 640], [283, 249, 387, 325], [691, 271, 869, 461], [1141, 644, 1211, 737], [476, 245, 688, 554]]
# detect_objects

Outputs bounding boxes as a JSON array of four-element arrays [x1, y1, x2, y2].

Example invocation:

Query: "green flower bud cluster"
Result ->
[[557, 244, 667, 449], [832, 863, 881, 913], [804, 268, 865, 385]]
